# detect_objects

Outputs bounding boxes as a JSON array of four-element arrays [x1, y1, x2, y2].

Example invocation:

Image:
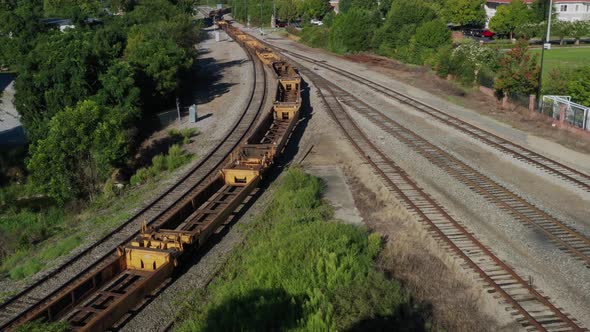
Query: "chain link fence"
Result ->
[[541, 95, 590, 131]]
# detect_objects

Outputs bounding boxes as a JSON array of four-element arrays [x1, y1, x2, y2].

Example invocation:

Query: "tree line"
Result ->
[[0, 0, 200, 204], [291, 0, 588, 107]]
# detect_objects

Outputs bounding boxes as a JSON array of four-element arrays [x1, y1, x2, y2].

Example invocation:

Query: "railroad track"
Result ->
[[291, 59, 586, 331], [0, 39, 268, 330], [272, 46, 590, 193], [325, 79, 590, 268], [276, 49, 590, 268]]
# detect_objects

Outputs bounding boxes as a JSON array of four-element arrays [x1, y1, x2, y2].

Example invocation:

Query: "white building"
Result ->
[[486, 0, 590, 25]]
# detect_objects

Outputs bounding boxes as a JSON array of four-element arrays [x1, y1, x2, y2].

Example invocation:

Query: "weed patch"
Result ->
[[130, 145, 193, 186], [174, 168, 425, 331]]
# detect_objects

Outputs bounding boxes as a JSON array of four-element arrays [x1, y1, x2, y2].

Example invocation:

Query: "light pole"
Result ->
[[536, 0, 554, 110]]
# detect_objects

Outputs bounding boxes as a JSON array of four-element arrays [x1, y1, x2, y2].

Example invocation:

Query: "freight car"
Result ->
[[10, 20, 301, 332]]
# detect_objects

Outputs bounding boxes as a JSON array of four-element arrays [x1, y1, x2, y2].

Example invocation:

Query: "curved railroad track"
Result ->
[[272, 45, 590, 193], [0, 38, 268, 330], [291, 58, 586, 332]]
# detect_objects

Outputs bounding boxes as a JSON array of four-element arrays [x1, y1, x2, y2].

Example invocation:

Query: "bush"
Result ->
[[129, 144, 192, 186], [286, 26, 300, 36], [168, 127, 199, 145], [329, 8, 378, 54], [300, 26, 330, 49], [174, 168, 423, 331], [411, 19, 451, 64]]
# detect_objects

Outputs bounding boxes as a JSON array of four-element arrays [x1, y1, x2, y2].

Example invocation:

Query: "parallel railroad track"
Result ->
[[330, 82, 590, 268], [278, 49, 590, 268], [291, 58, 586, 331], [273, 46, 590, 193], [0, 41, 268, 330]]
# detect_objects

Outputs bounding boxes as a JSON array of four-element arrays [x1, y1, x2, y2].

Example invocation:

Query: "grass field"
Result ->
[[530, 47, 590, 78]]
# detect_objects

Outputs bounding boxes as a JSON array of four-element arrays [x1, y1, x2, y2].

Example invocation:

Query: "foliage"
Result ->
[[276, 0, 299, 22], [125, 21, 194, 97], [15, 320, 68, 332], [567, 66, 590, 106], [530, 0, 557, 22], [329, 8, 378, 54], [514, 22, 544, 39], [542, 68, 573, 95], [43, 0, 102, 21], [339, 0, 379, 13], [411, 19, 451, 64], [443, 0, 486, 27], [494, 40, 540, 97], [27, 99, 137, 203], [174, 168, 422, 331], [373, 0, 437, 58], [436, 39, 499, 86], [168, 127, 200, 145], [489, 0, 533, 39], [300, 0, 330, 19], [4, 0, 199, 206], [0, 207, 65, 256], [300, 26, 330, 48], [129, 144, 192, 186]]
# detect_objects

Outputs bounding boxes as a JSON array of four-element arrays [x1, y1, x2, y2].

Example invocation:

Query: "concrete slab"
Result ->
[[305, 165, 363, 226]]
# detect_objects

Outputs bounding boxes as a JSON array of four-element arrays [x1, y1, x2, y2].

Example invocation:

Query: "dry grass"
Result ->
[[345, 166, 520, 332]]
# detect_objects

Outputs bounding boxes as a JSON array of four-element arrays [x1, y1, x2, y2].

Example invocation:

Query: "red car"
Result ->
[[482, 29, 495, 38]]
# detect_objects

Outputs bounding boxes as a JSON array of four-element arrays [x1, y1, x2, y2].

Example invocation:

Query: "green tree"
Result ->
[[570, 20, 590, 45], [125, 23, 193, 98], [530, 0, 557, 22], [277, 0, 300, 22], [339, 0, 379, 13], [494, 40, 540, 98], [373, 0, 437, 57], [489, 0, 533, 39], [301, 0, 330, 19], [0, 0, 46, 69], [411, 19, 451, 64], [443, 0, 486, 26], [28, 100, 104, 203], [329, 8, 378, 53], [567, 67, 590, 106]]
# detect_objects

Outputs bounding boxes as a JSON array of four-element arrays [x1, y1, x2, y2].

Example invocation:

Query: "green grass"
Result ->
[[0, 145, 194, 281], [174, 168, 425, 331], [130, 145, 193, 186], [15, 320, 68, 332], [531, 47, 590, 79]]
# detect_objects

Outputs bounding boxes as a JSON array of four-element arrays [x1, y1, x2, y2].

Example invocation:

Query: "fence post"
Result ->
[[529, 95, 535, 113], [502, 95, 509, 110], [559, 103, 567, 124]]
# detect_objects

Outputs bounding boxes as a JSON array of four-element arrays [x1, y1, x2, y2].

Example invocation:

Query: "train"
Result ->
[[12, 20, 301, 332]]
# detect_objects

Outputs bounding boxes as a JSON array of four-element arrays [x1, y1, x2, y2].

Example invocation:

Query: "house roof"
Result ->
[[489, 0, 590, 3]]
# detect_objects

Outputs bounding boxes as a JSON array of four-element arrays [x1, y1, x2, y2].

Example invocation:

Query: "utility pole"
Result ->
[[536, 0, 554, 110]]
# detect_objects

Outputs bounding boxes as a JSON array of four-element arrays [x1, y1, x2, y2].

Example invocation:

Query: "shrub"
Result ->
[[300, 26, 330, 49], [174, 168, 422, 331], [412, 19, 452, 64], [329, 8, 378, 54], [129, 144, 191, 186], [168, 127, 199, 145]]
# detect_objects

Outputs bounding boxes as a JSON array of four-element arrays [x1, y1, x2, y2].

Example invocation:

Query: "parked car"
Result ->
[[482, 30, 495, 38], [276, 20, 288, 27], [310, 19, 323, 26], [467, 28, 495, 39]]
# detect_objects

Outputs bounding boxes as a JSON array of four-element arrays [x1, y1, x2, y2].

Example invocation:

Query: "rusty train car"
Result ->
[[11, 21, 301, 332]]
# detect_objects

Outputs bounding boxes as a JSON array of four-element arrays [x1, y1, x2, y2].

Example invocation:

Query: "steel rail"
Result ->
[[0, 38, 268, 330], [273, 46, 590, 193], [328, 86, 590, 267], [292, 59, 585, 331]]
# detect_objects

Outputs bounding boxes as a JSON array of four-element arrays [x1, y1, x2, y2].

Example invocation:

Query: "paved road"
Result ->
[[0, 74, 25, 146]]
